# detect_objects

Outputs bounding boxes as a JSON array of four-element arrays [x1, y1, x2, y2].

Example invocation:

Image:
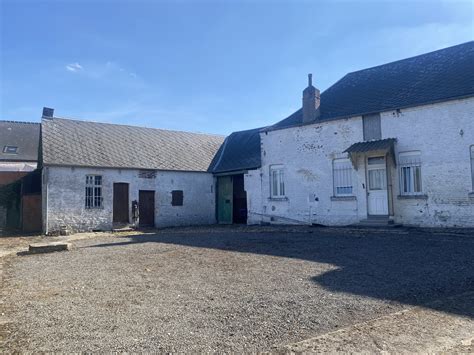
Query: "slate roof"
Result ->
[[273, 41, 474, 130], [41, 117, 225, 171], [0, 121, 40, 162], [344, 138, 397, 153], [208, 127, 262, 173]]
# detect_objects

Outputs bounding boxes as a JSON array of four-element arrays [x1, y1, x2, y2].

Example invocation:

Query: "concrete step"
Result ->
[[28, 242, 71, 254], [112, 227, 134, 233], [351, 218, 403, 229]]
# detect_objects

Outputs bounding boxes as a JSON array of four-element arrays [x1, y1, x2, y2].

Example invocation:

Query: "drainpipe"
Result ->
[[43, 167, 49, 235]]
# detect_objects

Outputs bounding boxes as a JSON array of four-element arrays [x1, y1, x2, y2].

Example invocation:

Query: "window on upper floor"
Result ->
[[270, 165, 285, 198], [363, 113, 381, 141], [3, 145, 18, 154], [85, 175, 103, 209], [333, 158, 353, 196], [399, 151, 422, 196]]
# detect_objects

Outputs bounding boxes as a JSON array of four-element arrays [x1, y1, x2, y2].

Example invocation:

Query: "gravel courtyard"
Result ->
[[2, 226, 474, 352]]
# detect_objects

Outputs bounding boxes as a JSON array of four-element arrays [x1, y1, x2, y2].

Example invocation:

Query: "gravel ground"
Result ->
[[2, 226, 473, 352]]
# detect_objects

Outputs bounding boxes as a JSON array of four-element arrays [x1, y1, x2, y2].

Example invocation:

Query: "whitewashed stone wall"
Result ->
[[43, 166, 216, 233], [244, 169, 263, 225], [249, 97, 474, 227], [383, 98, 474, 227]]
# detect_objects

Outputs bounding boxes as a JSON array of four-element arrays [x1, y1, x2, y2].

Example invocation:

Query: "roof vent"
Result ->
[[42, 107, 54, 119]]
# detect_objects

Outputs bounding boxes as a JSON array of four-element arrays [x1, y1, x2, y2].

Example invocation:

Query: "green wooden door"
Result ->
[[217, 176, 233, 224]]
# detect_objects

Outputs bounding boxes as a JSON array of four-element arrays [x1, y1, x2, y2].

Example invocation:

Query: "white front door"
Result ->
[[367, 156, 389, 215]]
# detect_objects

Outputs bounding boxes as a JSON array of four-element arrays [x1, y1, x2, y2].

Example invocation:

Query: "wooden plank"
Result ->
[[113, 183, 129, 223], [139, 190, 155, 227]]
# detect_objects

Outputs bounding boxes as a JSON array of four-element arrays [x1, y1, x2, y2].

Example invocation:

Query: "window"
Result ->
[[399, 151, 422, 195], [138, 170, 157, 179], [333, 159, 353, 196], [3, 145, 18, 154], [363, 113, 381, 141], [270, 165, 285, 198], [85, 175, 103, 208], [471, 146, 474, 190], [171, 190, 183, 206]]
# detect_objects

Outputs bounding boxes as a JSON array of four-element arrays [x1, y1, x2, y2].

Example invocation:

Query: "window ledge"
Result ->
[[268, 197, 288, 201], [397, 194, 428, 200], [331, 196, 356, 201]]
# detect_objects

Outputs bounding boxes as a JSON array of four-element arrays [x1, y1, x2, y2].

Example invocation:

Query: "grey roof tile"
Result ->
[[41, 118, 225, 171], [208, 127, 262, 173], [273, 41, 474, 130], [0, 121, 40, 162]]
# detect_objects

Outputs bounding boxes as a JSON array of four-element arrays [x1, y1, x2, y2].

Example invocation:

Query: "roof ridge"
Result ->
[[346, 41, 473, 76], [48, 116, 225, 138], [0, 120, 40, 125]]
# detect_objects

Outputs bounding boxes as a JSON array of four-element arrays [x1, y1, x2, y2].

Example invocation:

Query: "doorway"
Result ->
[[217, 174, 247, 224], [113, 183, 129, 224], [139, 190, 155, 227], [366, 156, 389, 215]]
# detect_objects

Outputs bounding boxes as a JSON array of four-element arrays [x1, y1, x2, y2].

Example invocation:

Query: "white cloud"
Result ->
[[66, 62, 83, 72]]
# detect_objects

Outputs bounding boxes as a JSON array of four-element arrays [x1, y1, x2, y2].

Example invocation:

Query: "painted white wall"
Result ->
[[43, 166, 216, 233], [384, 98, 474, 227], [244, 169, 263, 225], [250, 97, 474, 227]]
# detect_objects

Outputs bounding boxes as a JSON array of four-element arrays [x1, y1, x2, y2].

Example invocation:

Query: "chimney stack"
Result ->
[[42, 107, 54, 119], [302, 74, 320, 123]]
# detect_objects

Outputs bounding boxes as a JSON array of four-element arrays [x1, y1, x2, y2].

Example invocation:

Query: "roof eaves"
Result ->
[[264, 93, 474, 133], [42, 163, 211, 173]]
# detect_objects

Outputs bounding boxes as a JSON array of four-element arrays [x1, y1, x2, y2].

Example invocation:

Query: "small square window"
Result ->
[[171, 190, 183, 206], [3, 146, 18, 154]]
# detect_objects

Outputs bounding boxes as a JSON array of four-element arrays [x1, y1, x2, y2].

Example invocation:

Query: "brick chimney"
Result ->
[[302, 74, 320, 123]]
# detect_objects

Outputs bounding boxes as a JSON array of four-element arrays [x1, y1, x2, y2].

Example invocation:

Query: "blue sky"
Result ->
[[1, 0, 472, 135]]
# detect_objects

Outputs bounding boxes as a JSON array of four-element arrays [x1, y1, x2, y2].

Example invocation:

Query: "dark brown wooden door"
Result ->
[[139, 190, 155, 227], [113, 183, 129, 223]]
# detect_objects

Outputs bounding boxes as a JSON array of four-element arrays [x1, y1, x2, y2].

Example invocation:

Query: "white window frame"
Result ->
[[85, 175, 103, 209], [471, 145, 474, 191], [399, 151, 423, 196], [333, 158, 354, 196], [270, 165, 285, 198]]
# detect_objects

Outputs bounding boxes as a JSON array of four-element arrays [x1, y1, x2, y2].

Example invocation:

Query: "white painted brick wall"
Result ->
[[244, 170, 263, 224], [249, 97, 474, 227], [383, 98, 474, 227], [43, 166, 216, 233]]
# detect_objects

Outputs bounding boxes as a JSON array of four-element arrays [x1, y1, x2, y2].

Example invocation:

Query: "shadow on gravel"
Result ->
[[88, 228, 474, 318]]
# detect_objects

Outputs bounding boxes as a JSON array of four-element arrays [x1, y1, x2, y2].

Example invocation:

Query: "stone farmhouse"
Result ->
[[39, 114, 224, 233], [27, 41, 474, 233], [211, 41, 474, 227]]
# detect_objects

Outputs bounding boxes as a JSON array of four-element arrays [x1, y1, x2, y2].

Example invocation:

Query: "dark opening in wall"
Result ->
[[171, 190, 183, 206]]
